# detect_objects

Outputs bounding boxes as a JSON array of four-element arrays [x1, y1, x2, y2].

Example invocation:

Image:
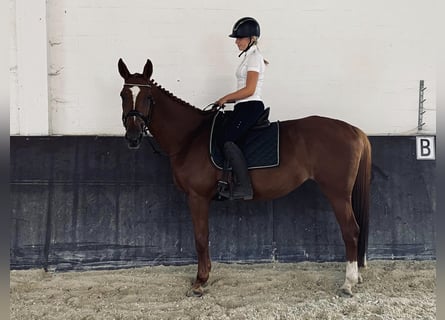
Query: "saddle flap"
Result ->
[[210, 111, 279, 170]]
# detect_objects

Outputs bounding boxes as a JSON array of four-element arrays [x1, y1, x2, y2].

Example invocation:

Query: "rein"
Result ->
[[122, 82, 221, 158], [123, 83, 152, 87], [122, 82, 179, 157]]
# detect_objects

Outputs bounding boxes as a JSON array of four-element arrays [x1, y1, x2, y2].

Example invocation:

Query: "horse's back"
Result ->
[[281, 115, 367, 148]]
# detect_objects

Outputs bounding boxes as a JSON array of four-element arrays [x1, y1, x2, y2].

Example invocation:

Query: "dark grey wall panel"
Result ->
[[272, 180, 344, 262], [10, 136, 435, 270], [370, 136, 435, 259]]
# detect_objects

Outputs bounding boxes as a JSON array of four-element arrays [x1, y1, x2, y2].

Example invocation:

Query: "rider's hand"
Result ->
[[216, 98, 227, 107]]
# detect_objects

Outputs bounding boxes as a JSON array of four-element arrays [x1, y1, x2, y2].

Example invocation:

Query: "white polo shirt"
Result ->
[[235, 45, 265, 103]]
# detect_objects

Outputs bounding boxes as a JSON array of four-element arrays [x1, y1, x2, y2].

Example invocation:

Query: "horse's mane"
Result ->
[[150, 79, 211, 115]]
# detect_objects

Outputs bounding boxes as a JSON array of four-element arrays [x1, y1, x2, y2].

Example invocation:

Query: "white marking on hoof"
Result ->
[[358, 273, 363, 284], [362, 253, 368, 268], [341, 261, 358, 296], [339, 285, 354, 297]]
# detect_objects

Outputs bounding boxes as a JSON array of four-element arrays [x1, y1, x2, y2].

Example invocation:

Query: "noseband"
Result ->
[[122, 83, 154, 135]]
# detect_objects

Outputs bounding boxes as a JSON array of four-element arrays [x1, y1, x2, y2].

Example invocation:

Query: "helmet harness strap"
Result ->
[[238, 37, 255, 57]]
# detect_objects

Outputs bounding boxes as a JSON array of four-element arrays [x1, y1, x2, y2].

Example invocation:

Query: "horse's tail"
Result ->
[[352, 133, 372, 268]]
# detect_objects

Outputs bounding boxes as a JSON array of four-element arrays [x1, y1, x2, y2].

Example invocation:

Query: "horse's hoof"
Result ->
[[358, 274, 363, 284], [339, 286, 354, 298], [186, 286, 204, 297]]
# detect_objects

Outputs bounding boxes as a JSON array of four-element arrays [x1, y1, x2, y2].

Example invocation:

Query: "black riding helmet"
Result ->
[[229, 17, 260, 38]]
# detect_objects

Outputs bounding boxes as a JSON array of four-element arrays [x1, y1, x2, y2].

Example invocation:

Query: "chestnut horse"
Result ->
[[118, 58, 371, 297]]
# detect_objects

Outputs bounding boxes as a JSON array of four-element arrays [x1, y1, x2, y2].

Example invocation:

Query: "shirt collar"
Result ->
[[244, 44, 257, 56]]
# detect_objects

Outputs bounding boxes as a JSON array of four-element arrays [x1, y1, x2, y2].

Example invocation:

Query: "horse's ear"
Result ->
[[142, 59, 153, 80], [118, 58, 130, 80]]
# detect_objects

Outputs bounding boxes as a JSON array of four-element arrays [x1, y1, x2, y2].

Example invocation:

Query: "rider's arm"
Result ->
[[216, 71, 259, 106]]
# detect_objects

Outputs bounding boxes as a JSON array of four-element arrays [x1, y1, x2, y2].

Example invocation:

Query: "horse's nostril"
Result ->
[[127, 139, 141, 150], [125, 131, 142, 150], [125, 130, 141, 141]]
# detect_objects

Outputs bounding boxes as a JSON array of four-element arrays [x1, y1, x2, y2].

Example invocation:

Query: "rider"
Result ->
[[216, 17, 268, 200]]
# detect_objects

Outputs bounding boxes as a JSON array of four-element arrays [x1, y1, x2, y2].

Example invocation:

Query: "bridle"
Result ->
[[121, 83, 154, 135]]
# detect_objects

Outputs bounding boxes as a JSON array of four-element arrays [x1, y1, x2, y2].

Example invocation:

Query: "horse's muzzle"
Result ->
[[125, 131, 143, 149]]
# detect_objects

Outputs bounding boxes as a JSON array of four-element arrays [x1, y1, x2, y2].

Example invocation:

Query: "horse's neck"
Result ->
[[150, 86, 206, 154]]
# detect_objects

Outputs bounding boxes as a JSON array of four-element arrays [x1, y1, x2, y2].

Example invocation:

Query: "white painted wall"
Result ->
[[10, 0, 49, 135], [1, 2, 9, 129], [10, 0, 437, 136]]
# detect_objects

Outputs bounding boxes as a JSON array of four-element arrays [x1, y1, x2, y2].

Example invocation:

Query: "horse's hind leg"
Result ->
[[325, 194, 360, 296]]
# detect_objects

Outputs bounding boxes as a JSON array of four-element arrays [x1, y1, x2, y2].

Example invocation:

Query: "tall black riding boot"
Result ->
[[218, 141, 253, 200]]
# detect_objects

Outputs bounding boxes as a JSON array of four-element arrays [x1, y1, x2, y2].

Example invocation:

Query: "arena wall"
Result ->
[[10, 136, 435, 270]]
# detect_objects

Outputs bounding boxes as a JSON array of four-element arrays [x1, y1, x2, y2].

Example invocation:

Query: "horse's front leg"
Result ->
[[187, 194, 211, 297]]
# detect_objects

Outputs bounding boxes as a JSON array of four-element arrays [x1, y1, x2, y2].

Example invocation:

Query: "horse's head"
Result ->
[[118, 58, 154, 149]]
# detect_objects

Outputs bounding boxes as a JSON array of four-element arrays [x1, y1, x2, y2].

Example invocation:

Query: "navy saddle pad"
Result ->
[[209, 111, 280, 170]]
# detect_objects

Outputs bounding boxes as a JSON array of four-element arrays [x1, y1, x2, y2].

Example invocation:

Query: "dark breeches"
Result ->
[[222, 100, 265, 145]]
